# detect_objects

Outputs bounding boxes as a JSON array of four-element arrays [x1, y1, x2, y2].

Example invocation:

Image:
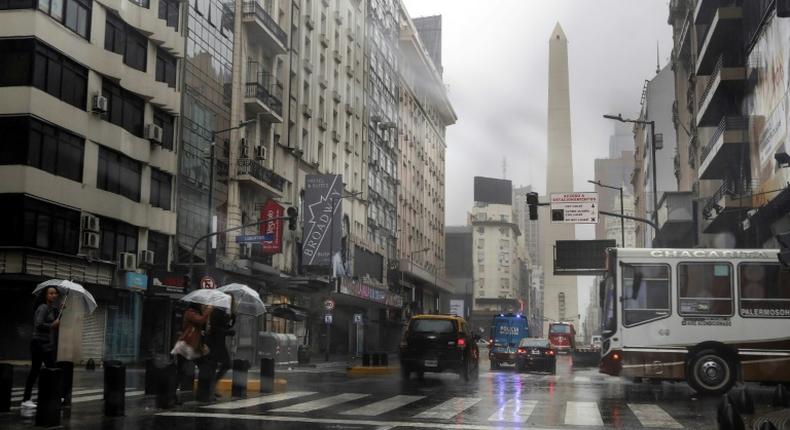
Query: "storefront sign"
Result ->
[[338, 277, 404, 308], [449, 299, 464, 316], [125, 272, 148, 290], [302, 174, 343, 267], [260, 199, 284, 254]]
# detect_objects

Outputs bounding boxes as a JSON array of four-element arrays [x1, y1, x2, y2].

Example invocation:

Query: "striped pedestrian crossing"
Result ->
[[487, 399, 537, 423], [564, 401, 604, 426], [270, 393, 369, 413], [339, 395, 424, 416], [628, 403, 684, 428], [11, 387, 140, 403], [203, 392, 317, 410], [413, 397, 481, 420]]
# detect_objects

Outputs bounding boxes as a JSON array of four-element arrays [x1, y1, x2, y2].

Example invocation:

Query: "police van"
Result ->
[[488, 313, 529, 369]]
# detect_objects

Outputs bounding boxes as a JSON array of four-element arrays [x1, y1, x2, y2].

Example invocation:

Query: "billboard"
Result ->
[[302, 174, 343, 267], [553, 240, 616, 275], [473, 177, 512, 205], [260, 199, 284, 254]]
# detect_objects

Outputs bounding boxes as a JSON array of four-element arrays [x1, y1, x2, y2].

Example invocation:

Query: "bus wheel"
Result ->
[[687, 349, 736, 396]]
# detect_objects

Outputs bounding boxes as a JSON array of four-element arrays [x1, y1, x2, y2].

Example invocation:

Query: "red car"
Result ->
[[548, 322, 575, 353]]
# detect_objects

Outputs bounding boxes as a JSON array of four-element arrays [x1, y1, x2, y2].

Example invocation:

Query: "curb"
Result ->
[[346, 366, 398, 376]]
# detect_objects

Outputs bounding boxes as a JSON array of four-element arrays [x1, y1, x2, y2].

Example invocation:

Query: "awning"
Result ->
[[269, 303, 309, 321]]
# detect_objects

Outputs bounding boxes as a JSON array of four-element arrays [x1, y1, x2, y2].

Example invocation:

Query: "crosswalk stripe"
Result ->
[[12, 387, 135, 402], [203, 392, 317, 410], [414, 397, 481, 420], [573, 376, 591, 383], [71, 390, 145, 404], [487, 399, 538, 423], [340, 395, 425, 416], [271, 393, 369, 413], [564, 401, 603, 426], [628, 403, 683, 428]]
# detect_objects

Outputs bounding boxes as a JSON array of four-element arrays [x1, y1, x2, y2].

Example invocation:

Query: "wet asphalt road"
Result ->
[[3, 353, 788, 429]]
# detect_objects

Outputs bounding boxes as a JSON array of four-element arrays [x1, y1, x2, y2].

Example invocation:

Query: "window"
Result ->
[[102, 81, 145, 137], [0, 39, 87, 109], [158, 0, 179, 29], [147, 231, 169, 267], [128, 0, 148, 8], [622, 264, 670, 326], [150, 168, 172, 210], [0, 116, 84, 182], [0, 0, 35, 9], [97, 146, 141, 201], [155, 48, 177, 88], [153, 109, 175, 150], [99, 217, 138, 261], [739, 263, 790, 318], [0, 195, 80, 254], [409, 319, 455, 333], [678, 263, 733, 316], [29, 0, 91, 38], [104, 14, 147, 72]]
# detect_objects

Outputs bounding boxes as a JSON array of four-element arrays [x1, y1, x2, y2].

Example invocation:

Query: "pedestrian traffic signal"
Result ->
[[777, 231, 790, 268], [287, 207, 298, 231], [526, 192, 539, 220]]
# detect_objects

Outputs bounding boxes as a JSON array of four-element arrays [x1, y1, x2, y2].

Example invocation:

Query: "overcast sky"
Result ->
[[402, 0, 673, 232], [402, 0, 674, 321]]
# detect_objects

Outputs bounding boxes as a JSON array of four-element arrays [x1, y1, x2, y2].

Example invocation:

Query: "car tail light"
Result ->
[[517, 347, 526, 354], [457, 338, 466, 348], [547, 349, 555, 356], [612, 352, 621, 361]]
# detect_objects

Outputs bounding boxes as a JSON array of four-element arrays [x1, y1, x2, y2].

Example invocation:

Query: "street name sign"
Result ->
[[235, 234, 272, 243], [550, 192, 599, 224]]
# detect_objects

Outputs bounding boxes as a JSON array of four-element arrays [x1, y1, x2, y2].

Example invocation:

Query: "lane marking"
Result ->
[[628, 403, 683, 428], [564, 401, 603, 426], [271, 393, 369, 413], [340, 395, 425, 416], [414, 397, 481, 420], [487, 399, 538, 423], [203, 392, 317, 410], [156, 411, 564, 430], [12, 387, 135, 402], [71, 390, 145, 404], [573, 376, 591, 383]]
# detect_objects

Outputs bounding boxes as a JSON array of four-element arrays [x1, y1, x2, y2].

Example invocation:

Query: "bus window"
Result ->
[[739, 263, 790, 318], [622, 264, 670, 326], [602, 275, 616, 336], [678, 263, 733, 316]]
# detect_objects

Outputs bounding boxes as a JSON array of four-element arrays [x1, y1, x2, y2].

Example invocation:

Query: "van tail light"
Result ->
[[612, 352, 621, 361], [457, 338, 466, 348], [517, 347, 526, 354], [547, 349, 555, 356]]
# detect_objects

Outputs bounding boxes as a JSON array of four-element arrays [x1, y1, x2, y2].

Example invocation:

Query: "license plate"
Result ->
[[531, 350, 541, 355], [424, 360, 438, 368]]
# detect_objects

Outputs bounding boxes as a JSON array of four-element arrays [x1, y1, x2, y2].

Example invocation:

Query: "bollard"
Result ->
[[103, 361, 126, 417], [372, 353, 380, 367], [35, 367, 62, 427], [232, 359, 250, 398], [260, 358, 274, 393], [56, 361, 74, 408], [0, 363, 11, 413], [178, 360, 195, 392], [196, 360, 216, 402], [717, 395, 730, 427], [145, 359, 157, 395], [737, 388, 754, 415], [155, 363, 177, 409], [362, 353, 370, 367], [86, 358, 96, 371], [772, 384, 789, 407]]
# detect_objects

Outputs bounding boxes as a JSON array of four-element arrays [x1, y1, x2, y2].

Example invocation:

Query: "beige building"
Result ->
[[470, 201, 522, 310], [0, 0, 183, 361]]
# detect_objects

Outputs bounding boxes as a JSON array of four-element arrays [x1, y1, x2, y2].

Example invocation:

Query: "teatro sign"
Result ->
[[338, 277, 403, 308]]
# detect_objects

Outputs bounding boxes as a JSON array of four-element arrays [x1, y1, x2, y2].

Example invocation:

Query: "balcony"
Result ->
[[319, 34, 329, 48], [702, 179, 753, 234], [236, 158, 286, 196], [331, 130, 341, 142], [699, 116, 748, 180], [304, 14, 314, 30], [332, 91, 341, 103], [244, 79, 283, 123], [242, 1, 287, 54], [303, 58, 314, 74], [655, 192, 696, 247], [675, 13, 692, 63], [696, 6, 743, 76], [319, 75, 328, 88], [694, 0, 724, 25], [318, 117, 328, 130], [333, 49, 342, 64], [696, 56, 746, 127]]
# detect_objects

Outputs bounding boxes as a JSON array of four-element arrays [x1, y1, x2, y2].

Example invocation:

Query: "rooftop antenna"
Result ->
[[502, 157, 507, 179], [656, 41, 661, 75]]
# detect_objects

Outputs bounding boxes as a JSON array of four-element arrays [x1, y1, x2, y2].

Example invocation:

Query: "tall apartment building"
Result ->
[[593, 123, 634, 243], [0, 0, 183, 362], [604, 192, 637, 247], [396, 4, 456, 316], [445, 226, 473, 319]]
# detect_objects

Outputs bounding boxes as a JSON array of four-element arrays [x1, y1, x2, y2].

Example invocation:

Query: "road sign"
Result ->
[[324, 298, 336, 311], [353, 313, 363, 324], [550, 192, 599, 224], [235, 235, 270, 243], [324, 314, 333, 324], [200, 276, 216, 289]]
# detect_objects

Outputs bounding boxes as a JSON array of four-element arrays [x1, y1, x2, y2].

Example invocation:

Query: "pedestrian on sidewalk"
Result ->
[[21, 286, 62, 408], [206, 298, 235, 396], [171, 303, 213, 388]]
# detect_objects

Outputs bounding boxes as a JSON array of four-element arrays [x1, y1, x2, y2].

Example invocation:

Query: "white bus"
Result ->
[[599, 248, 790, 395]]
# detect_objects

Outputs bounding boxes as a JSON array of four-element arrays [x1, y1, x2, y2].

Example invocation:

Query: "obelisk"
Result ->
[[540, 23, 578, 334]]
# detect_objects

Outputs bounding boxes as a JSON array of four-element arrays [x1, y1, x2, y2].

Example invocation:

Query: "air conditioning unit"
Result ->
[[92, 95, 108, 113], [239, 243, 252, 258], [255, 145, 267, 160], [81, 231, 100, 249], [119, 252, 137, 271], [145, 124, 163, 143], [138, 250, 155, 267], [80, 214, 100, 232]]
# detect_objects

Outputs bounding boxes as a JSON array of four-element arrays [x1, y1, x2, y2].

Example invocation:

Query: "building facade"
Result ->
[[0, 0, 183, 362]]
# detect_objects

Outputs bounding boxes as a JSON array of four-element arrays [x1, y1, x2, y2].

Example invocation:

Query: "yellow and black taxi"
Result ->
[[515, 338, 557, 374], [399, 314, 480, 381]]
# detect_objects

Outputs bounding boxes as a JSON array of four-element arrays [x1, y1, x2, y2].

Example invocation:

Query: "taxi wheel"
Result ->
[[460, 358, 472, 382]]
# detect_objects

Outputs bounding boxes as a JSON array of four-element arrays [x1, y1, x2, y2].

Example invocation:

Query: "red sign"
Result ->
[[260, 199, 284, 254], [200, 276, 216, 289]]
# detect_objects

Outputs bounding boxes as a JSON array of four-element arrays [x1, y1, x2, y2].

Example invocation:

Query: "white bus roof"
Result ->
[[612, 248, 779, 260]]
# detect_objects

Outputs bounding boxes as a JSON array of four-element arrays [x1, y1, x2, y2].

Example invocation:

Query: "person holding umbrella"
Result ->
[[206, 297, 235, 396], [21, 286, 61, 408]]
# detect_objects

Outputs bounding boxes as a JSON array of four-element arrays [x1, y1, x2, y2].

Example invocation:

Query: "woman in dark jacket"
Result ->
[[206, 302, 235, 393], [21, 286, 61, 407]]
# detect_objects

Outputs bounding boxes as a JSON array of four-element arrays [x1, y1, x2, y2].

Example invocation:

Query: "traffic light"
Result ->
[[777, 231, 790, 267], [287, 207, 298, 231], [779, 0, 790, 17], [526, 192, 539, 220]]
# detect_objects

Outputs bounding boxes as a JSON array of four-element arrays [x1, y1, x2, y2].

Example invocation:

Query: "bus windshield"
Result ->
[[602, 275, 616, 338]]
